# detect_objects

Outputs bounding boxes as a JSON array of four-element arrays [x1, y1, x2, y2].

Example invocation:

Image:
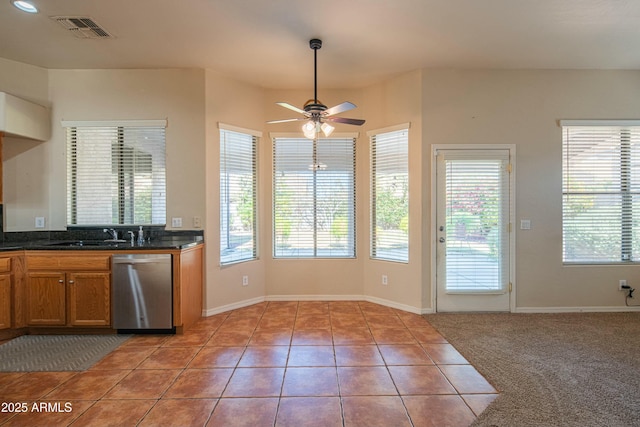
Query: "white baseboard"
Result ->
[[363, 295, 431, 315], [202, 294, 430, 316], [265, 294, 363, 302], [201, 296, 266, 317], [514, 305, 640, 313], [203, 299, 640, 317]]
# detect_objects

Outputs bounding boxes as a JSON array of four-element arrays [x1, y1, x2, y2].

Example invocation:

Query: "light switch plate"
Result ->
[[520, 219, 531, 230], [171, 217, 183, 228], [35, 217, 45, 228]]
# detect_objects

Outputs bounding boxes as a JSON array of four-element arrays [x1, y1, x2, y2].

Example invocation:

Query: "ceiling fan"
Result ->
[[267, 39, 365, 139]]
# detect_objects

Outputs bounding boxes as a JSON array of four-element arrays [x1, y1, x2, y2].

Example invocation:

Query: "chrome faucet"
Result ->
[[127, 231, 135, 245], [103, 228, 118, 240]]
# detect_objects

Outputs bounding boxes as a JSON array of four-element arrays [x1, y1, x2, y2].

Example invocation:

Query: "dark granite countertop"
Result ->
[[0, 236, 203, 251]]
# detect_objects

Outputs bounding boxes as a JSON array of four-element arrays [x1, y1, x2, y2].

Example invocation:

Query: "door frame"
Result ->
[[430, 144, 516, 312]]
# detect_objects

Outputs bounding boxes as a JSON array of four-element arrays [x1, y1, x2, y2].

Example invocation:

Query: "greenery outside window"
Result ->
[[562, 120, 640, 263], [64, 120, 166, 226], [370, 126, 409, 262], [273, 135, 356, 258], [220, 125, 259, 265]]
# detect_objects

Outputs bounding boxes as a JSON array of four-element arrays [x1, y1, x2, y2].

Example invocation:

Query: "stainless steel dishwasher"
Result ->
[[112, 254, 174, 333]]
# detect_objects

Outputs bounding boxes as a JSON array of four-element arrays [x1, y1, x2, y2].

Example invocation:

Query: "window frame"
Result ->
[[561, 120, 640, 264], [219, 124, 260, 265], [369, 124, 410, 263], [62, 119, 167, 227], [272, 133, 357, 259]]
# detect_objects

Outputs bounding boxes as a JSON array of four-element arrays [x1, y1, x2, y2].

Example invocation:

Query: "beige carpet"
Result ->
[[425, 312, 640, 427]]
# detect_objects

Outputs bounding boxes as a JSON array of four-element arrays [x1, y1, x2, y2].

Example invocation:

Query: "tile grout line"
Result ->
[[16, 301, 489, 425]]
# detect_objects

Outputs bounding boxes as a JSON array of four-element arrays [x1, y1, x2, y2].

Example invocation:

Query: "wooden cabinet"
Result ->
[[0, 274, 12, 329], [172, 244, 204, 331], [25, 272, 66, 325], [0, 256, 14, 330], [6, 243, 203, 335], [67, 272, 110, 326], [0, 273, 11, 329], [25, 253, 111, 328]]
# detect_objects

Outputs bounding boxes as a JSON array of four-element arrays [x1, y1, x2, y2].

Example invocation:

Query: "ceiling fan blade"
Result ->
[[327, 117, 366, 126], [267, 118, 305, 124], [276, 102, 306, 115], [324, 101, 356, 117]]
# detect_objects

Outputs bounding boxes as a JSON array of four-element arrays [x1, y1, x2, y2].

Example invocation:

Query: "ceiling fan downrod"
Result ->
[[266, 37, 364, 132], [310, 39, 322, 105]]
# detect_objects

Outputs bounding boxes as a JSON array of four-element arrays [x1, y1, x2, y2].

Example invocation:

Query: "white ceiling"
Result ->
[[2, 0, 640, 89]]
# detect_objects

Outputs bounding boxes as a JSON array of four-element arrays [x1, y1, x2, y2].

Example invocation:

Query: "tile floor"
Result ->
[[0, 301, 498, 426]]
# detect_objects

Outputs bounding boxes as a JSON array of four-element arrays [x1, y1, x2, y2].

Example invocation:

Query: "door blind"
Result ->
[[440, 150, 510, 293]]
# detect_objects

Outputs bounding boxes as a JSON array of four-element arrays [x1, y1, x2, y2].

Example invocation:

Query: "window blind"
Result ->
[[562, 125, 640, 263], [65, 124, 166, 226], [273, 136, 356, 258], [220, 128, 257, 264], [371, 128, 409, 262]]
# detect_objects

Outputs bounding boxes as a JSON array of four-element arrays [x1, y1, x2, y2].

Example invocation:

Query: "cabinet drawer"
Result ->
[[0, 257, 10, 273], [27, 254, 111, 270]]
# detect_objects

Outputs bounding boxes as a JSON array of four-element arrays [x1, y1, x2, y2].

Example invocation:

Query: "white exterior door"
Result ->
[[435, 147, 513, 312]]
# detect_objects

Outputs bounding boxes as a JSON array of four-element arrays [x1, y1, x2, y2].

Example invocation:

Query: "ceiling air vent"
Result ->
[[50, 16, 113, 39]]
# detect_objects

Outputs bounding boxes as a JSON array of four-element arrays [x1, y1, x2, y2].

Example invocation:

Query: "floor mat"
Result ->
[[0, 334, 131, 372]]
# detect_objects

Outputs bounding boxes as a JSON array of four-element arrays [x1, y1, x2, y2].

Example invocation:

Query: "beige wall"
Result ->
[[0, 58, 49, 105], [4, 67, 206, 231], [204, 69, 266, 313], [0, 58, 50, 229], [262, 89, 371, 301], [422, 69, 640, 311], [3, 55, 640, 314], [361, 70, 425, 312]]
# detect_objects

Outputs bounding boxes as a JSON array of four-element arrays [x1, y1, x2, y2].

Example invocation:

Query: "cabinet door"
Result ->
[[68, 272, 111, 327], [26, 272, 66, 326], [0, 274, 11, 329]]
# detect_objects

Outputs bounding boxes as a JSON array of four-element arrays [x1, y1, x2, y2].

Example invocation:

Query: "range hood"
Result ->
[[0, 92, 50, 141]]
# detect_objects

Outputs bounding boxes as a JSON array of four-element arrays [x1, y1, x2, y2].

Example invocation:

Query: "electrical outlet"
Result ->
[[619, 279, 628, 291], [35, 217, 45, 228], [171, 217, 183, 228], [242, 275, 249, 286], [193, 216, 202, 228], [382, 275, 388, 285]]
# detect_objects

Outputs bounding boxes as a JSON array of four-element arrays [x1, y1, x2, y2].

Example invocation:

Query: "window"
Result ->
[[64, 120, 166, 226], [370, 126, 409, 262], [273, 136, 356, 258], [220, 125, 258, 264], [562, 121, 640, 263]]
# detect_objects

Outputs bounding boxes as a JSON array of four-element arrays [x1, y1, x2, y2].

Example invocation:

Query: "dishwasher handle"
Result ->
[[112, 256, 171, 265]]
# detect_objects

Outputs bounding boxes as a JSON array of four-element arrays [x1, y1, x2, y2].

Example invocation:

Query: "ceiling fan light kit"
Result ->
[[268, 38, 365, 139]]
